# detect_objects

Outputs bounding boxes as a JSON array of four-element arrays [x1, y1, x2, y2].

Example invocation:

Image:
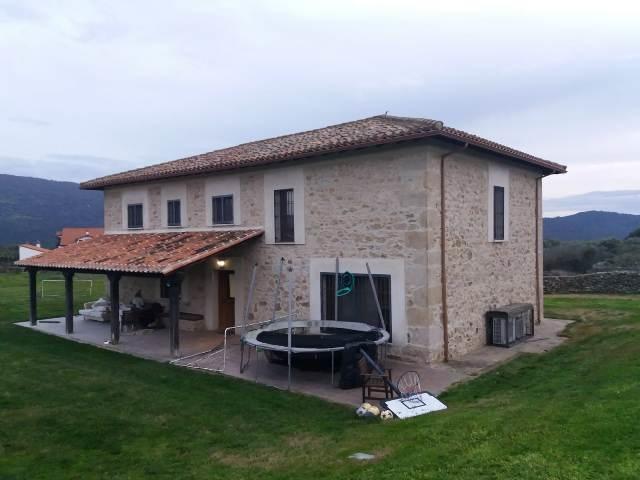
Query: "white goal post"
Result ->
[[41, 279, 94, 298]]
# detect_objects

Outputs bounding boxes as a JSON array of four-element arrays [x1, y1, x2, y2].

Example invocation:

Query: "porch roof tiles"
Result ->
[[15, 229, 264, 275]]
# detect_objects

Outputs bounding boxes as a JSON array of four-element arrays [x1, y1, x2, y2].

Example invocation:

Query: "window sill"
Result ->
[[128, 227, 144, 231], [490, 239, 507, 243], [167, 225, 183, 229]]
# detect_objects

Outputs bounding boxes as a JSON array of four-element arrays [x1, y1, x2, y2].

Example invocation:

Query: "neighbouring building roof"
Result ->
[[19, 244, 50, 253], [16, 230, 264, 275], [81, 115, 567, 190], [57, 227, 105, 247]]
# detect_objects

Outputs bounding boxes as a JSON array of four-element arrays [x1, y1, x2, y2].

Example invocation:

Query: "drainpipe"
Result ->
[[440, 142, 468, 362], [534, 173, 550, 324]]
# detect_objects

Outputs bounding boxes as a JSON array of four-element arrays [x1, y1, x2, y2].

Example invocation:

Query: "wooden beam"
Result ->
[[28, 268, 37, 326], [63, 270, 74, 334], [166, 274, 183, 357], [29, 266, 163, 278], [108, 273, 121, 344]]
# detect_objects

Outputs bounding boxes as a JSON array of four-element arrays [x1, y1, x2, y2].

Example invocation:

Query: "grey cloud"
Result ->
[[544, 190, 640, 216], [0, 153, 127, 183], [0, 0, 638, 201]]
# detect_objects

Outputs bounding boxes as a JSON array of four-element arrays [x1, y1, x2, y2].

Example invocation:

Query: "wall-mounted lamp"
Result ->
[[216, 259, 226, 268]]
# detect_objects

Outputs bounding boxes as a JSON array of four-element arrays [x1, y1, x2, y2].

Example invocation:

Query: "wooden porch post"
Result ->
[[166, 274, 183, 358], [28, 268, 37, 326], [63, 270, 74, 334], [108, 273, 121, 344]]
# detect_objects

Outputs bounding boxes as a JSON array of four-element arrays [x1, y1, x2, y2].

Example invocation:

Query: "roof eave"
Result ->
[[432, 132, 567, 175], [80, 129, 566, 190]]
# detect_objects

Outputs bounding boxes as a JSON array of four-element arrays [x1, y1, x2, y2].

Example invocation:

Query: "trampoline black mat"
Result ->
[[256, 329, 381, 349]]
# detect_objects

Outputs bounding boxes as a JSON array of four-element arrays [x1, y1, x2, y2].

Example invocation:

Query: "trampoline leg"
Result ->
[[331, 351, 335, 386], [255, 347, 260, 383], [240, 341, 245, 373]]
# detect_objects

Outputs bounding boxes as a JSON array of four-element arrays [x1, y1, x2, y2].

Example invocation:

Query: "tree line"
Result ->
[[544, 228, 640, 274]]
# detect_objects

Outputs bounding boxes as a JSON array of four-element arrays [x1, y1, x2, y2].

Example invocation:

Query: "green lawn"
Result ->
[[1, 273, 640, 479]]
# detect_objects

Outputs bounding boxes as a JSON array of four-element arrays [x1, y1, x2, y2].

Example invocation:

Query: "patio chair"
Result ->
[[361, 368, 394, 403]]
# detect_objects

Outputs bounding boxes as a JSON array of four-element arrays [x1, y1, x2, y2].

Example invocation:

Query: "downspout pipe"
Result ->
[[440, 142, 468, 362], [534, 172, 550, 324]]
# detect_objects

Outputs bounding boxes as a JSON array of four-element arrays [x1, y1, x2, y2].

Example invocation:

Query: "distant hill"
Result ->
[[544, 211, 640, 241], [0, 174, 103, 247]]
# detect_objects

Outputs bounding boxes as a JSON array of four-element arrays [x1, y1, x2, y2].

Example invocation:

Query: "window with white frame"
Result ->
[[161, 184, 187, 229], [264, 167, 305, 244], [121, 189, 148, 230], [205, 176, 241, 227], [488, 164, 510, 242]]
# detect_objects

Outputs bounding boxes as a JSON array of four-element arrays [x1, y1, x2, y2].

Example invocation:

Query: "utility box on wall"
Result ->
[[486, 303, 534, 347]]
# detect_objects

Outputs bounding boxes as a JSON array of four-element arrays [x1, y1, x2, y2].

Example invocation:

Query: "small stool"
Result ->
[[361, 369, 394, 403]]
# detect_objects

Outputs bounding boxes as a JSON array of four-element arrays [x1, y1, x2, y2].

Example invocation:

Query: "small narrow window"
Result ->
[[212, 195, 234, 225], [493, 186, 505, 241], [274, 188, 295, 243], [127, 203, 143, 229], [167, 199, 181, 227]]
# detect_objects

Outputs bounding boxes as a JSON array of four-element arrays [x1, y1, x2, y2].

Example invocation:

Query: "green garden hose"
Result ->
[[336, 271, 354, 297]]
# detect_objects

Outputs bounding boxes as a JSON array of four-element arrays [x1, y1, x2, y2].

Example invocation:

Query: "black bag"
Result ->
[[338, 342, 377, 389]]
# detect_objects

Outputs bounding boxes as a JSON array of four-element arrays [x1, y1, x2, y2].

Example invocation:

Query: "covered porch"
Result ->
[[15, 229, 263, 358]]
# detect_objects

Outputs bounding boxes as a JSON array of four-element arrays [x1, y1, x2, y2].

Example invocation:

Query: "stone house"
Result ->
[[18, 115, 566, 361]]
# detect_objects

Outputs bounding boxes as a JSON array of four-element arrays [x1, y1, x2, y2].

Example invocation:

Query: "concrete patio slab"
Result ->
[[16, 317, 572, 406], [16, 317, 224, 361]]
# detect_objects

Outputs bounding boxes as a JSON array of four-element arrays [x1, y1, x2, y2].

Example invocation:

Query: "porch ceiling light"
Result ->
[[216, 259, 226, 268]]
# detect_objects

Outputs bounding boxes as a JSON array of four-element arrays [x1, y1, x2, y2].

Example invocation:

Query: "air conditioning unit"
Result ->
[[486, 303, 534, 347]]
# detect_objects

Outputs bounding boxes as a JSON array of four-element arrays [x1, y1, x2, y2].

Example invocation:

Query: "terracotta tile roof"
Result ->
[[56, 227, 104, 247], [81, 115, 566, 189], [19, 244, 50, 253], [16, 230, 263, 275]]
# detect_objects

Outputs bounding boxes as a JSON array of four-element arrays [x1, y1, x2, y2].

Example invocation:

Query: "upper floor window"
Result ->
[[212, 195, 234, 225], [127, 203, 143, 229], [274, 188, 294, 243], [493, 186, 505, 241], [167, 199, 181, 227]]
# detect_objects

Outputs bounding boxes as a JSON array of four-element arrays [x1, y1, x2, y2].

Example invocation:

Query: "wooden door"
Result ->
[[218, 270, 235, 332]]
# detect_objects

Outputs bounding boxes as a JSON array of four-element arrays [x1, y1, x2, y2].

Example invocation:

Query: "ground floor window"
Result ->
[[320, 272, 392, 340]]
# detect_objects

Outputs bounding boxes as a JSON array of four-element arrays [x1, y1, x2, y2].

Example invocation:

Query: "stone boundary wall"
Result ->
[[544, 271, 640, 294]]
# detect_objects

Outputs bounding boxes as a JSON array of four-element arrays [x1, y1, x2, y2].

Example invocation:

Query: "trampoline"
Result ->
[[243, 319, 389, 353], [239, 258, 391, 389]]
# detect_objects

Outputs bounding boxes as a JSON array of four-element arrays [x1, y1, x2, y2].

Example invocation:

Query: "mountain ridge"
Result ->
[[543, 210, 640, 241], [0, 174, 103, 247]]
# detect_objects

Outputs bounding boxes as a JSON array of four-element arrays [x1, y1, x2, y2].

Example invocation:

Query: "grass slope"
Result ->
[[1, 272, 640, 479]]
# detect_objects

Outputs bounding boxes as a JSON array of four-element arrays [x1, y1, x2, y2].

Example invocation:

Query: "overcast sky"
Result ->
[[1, 0, 639, 206]]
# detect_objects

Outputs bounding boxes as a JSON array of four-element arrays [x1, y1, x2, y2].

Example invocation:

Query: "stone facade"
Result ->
[[102, 141, 543, 361], [433, 146, 541, 358], [545, 271, 640, 294]]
